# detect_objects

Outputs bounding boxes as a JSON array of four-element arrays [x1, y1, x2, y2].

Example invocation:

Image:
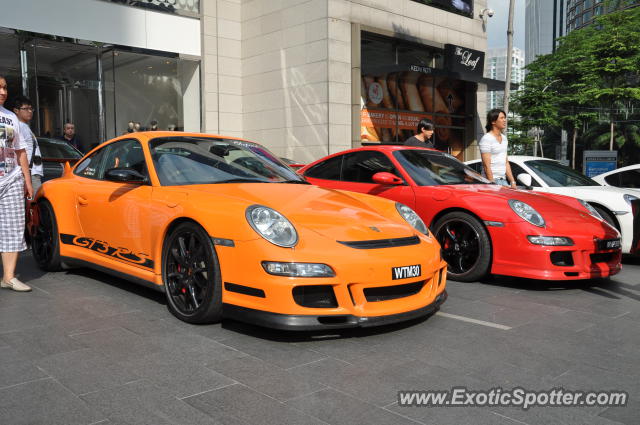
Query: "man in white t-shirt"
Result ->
[[479, 108, 516, 188], [0, 76, 34, 292], [13, 96, 44, 194]]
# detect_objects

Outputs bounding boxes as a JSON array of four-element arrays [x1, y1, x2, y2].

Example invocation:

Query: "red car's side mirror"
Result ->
[[372, 172, 403, 185]]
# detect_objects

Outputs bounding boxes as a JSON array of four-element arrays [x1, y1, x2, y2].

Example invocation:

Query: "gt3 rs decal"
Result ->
[[60, 234, 154, 269]]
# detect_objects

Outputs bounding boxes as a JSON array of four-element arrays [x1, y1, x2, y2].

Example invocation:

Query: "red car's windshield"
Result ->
[[393, 150, 491, 186]]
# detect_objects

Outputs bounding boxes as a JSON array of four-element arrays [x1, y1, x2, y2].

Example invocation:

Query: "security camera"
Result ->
[[480, 8, 494, 18]]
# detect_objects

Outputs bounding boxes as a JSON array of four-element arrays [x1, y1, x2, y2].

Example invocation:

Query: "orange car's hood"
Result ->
[[182, 183, 414, 241]]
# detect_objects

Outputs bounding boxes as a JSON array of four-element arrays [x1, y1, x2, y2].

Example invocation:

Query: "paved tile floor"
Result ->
[[0, 253, 638, 425]]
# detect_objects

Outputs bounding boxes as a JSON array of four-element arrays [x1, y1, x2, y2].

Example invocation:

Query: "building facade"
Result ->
[[566, 0, 606, 31], [1, 0, 498, 161], [484, 47, 525, 110]]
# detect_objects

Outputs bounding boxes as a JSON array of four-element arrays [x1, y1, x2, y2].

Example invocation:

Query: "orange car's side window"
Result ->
[[75, 151, 106, 179], [75, 139, 147, 180]]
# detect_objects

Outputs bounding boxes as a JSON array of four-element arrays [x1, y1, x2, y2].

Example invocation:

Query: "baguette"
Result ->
[[361, 125, 380, 142], [386, 73, 406, 110], [399, 72, 424, 112], [375, 75, 395, 109], [419, 75, 452, 142], [417, 75, 435, 113]]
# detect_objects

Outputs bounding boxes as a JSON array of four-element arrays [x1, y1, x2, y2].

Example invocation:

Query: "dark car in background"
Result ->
[[37, 137, 83, 182], [280, 157, 306, 170]]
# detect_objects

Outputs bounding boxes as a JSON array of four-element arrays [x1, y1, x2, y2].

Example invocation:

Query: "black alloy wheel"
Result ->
[[433, 212, 492, 282], [162, 222, 222, 324], [31, 200, 62, 271]]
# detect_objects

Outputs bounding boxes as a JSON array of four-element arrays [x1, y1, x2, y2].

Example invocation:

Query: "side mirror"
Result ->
[[372, 172, 403, 185], [517, 173, 532, 188], [105, 168, 146, 184]]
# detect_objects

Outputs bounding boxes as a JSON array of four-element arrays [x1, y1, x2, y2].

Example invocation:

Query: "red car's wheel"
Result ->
[[433, 212, 491, 282], [162, 222, 222, 324]]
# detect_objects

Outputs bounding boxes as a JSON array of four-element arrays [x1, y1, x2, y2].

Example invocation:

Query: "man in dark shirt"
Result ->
[[59, 122, 82, 153], [404, 119, 435, 148]]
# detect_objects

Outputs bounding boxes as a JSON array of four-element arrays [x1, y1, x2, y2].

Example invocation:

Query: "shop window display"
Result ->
[[360, 32, 471, 160]]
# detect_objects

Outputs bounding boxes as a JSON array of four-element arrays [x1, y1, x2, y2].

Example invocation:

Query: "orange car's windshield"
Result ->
[[149, 137, 305, 186]]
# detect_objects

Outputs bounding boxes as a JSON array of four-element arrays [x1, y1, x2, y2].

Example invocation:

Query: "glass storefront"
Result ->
[[360, 32, 474, 159], [0, 29, 200, 151], [104, 50, 200, 139]]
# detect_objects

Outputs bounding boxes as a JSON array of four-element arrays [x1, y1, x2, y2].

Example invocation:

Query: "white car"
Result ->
[[466, 156, 639, 254], [593, 164, 640, 193]]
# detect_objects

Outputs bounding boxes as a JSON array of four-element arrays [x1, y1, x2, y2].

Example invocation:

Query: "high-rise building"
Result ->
[[526, 0, 640, 67], [566, 0, 640, 33], [484, 47, 525, 109], [566, 0, 606, 31], [525, 0, 564, 66]]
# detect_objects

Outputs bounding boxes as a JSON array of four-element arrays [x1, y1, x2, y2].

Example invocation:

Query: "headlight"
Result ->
[[578, 199, 603, 220], [246, 205, 298, 247], [624, 194, 639, 206], [396, 203, 429, 235], [527, 236, 574, 246], [262, 262, 335, 277], [508, 200, 545, 227]]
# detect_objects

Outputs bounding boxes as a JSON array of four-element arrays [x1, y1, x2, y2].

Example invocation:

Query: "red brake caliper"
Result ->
[[177, 264, 186, 294], [444, 230, 455, 249]]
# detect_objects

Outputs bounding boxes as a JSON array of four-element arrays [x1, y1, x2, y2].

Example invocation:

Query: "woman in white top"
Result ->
[[479, 108, 516, 188]]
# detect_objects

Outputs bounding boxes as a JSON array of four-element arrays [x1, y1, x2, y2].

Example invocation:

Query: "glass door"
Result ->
[[30, 39, 101, 151]]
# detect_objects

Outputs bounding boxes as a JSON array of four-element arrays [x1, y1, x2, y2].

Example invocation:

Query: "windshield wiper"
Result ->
[[277, 180, 310, 184], [214, 178, 269, 184]]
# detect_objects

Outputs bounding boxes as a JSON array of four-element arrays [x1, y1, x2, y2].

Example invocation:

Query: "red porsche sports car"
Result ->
[[300, 146, 622, 282]]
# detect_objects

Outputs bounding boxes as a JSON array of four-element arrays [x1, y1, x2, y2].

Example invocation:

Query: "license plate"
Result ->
[[392, 264, 422, 280], [598, 238, 621, 250]]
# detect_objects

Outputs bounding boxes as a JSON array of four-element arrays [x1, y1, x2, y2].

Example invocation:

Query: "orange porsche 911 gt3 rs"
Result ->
[[29, 132, 447, 329]]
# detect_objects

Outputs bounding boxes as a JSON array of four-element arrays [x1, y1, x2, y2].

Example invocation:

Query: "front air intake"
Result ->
[[363, 281, 425, 302], [550, 251, 574, 267], [338, 236, 420, 249], [292, 285, 338, 308]]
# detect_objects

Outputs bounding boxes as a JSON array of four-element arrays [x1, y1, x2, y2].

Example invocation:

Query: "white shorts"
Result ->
[[0, 175, 27, 252]]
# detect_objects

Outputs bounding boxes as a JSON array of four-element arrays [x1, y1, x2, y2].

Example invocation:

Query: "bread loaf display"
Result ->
[[360, 71, 467, 148], [399, 72, 425, 112], [418, 74, 451, 142], [386, 73, 405, 110]]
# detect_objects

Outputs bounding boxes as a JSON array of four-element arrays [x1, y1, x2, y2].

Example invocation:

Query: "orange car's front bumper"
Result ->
[[215, 234, 447, 330], [223, 290, 447, 330]]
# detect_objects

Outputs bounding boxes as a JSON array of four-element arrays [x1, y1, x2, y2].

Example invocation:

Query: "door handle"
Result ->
[[77, 196, 88, 206]]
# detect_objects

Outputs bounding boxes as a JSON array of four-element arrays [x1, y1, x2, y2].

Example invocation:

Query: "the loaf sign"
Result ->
[[444, 44, 485, 76], [454, 47, 480, 71]]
